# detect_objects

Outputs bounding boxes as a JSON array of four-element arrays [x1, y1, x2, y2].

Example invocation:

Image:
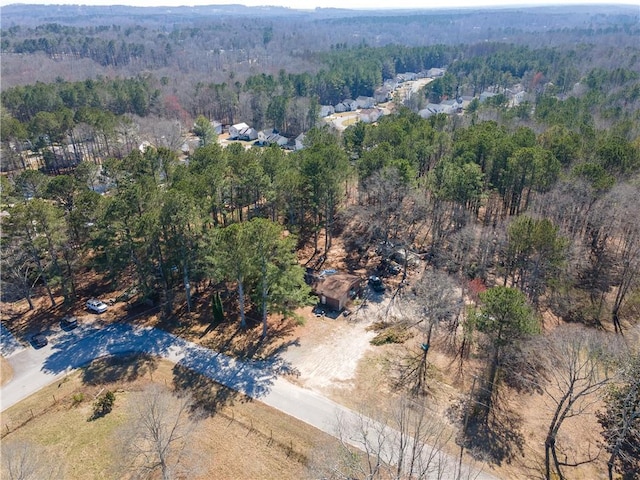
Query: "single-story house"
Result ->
[[257, 129, 288, 146], [313, 273, 361, 311], [356, 96, 375, 109], [295, 133, 306, 151], [359, 108, 383, 124]]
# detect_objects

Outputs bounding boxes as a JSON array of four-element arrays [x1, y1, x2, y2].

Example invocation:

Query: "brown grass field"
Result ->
[[0, 355, 338, 480], [0, 356, 12, 386]]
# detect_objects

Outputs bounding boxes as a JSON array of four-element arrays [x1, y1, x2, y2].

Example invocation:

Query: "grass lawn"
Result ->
[[0, 357, 12, 386], [0, 355, 337, 479]]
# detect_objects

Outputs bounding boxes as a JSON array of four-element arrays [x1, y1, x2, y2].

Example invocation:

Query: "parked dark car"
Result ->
[[368, 275, 385, 293], [31, 333, 48, 349], [61, 316, 78, 330]]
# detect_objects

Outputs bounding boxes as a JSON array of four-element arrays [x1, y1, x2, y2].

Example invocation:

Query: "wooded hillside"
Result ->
[[1, 4, 639, 479]]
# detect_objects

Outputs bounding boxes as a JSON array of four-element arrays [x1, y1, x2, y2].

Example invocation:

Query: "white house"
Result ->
[[359, 108, 383, 124], [258, 129, 288, 147], [240, 127, 258, 141], [211, 120, 223, 135], [229, 122, 258, 140], [295, 133, 306, 151], [419, 103, 453, 118], [229, 122, 250, 138]]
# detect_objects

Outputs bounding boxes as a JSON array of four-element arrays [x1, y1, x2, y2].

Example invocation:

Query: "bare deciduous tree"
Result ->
[[1, 441, 65, 480], [598, 345, 640, 480], [0, 242, 39, 309], [541, 327, 616, 480], [115, 385, 203, 480], [397, 270, 463, 396], [310, 397, 484, 480], [605, 183, 640, 334]]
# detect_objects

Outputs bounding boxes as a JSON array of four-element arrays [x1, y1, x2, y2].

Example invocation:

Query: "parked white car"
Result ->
[[86, 298, 108, 313]]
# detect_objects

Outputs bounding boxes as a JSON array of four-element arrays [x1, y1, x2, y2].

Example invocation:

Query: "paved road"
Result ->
[[0, 322, 497, 480]]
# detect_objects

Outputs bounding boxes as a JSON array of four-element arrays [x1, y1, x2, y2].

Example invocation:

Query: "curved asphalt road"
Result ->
[[0, 322, 497, 480]]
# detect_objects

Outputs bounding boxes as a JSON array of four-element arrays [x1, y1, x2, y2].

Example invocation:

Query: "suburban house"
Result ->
[[374, 86, 392, 103], [312, 272, 361, 311], [418, 103, 450, 118], [334, 102, 348, 113], [257, 129, 288, 146], [344, 99, 358, 111], [356, 96, 376, 109], [335, 99, 358, 113], [397, 72, 418, 82], [319, 105, 335, 117], [479, 91, 497, 103], [383, 79, 398, 91], [294, 133, 306, 151], [427, 67, 446, 78], [418, 98, 463, 118], [441, 98, 463, 112], [359, 108, 383, 123], [229, 122, 258, 140]]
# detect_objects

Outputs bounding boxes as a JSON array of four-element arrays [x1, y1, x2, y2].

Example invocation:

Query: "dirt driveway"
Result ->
[[282, 291, 395, 394]]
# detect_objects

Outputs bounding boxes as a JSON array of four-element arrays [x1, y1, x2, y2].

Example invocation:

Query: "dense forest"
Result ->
[[1, 4, 639, 479]]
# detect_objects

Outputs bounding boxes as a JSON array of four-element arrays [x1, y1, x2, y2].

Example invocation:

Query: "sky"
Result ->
[[2, 0, 639, 8]]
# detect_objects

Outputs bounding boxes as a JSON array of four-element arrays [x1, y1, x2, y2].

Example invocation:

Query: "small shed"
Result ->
[[211, 120, 223, 135], [313, 273, 361, 311]]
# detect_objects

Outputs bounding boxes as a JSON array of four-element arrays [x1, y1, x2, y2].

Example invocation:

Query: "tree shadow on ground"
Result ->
[[199, 315, 300, 362], [462, 406, 525, 466], [172, 362, 243, 416], [81, 353, 158, 386]]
